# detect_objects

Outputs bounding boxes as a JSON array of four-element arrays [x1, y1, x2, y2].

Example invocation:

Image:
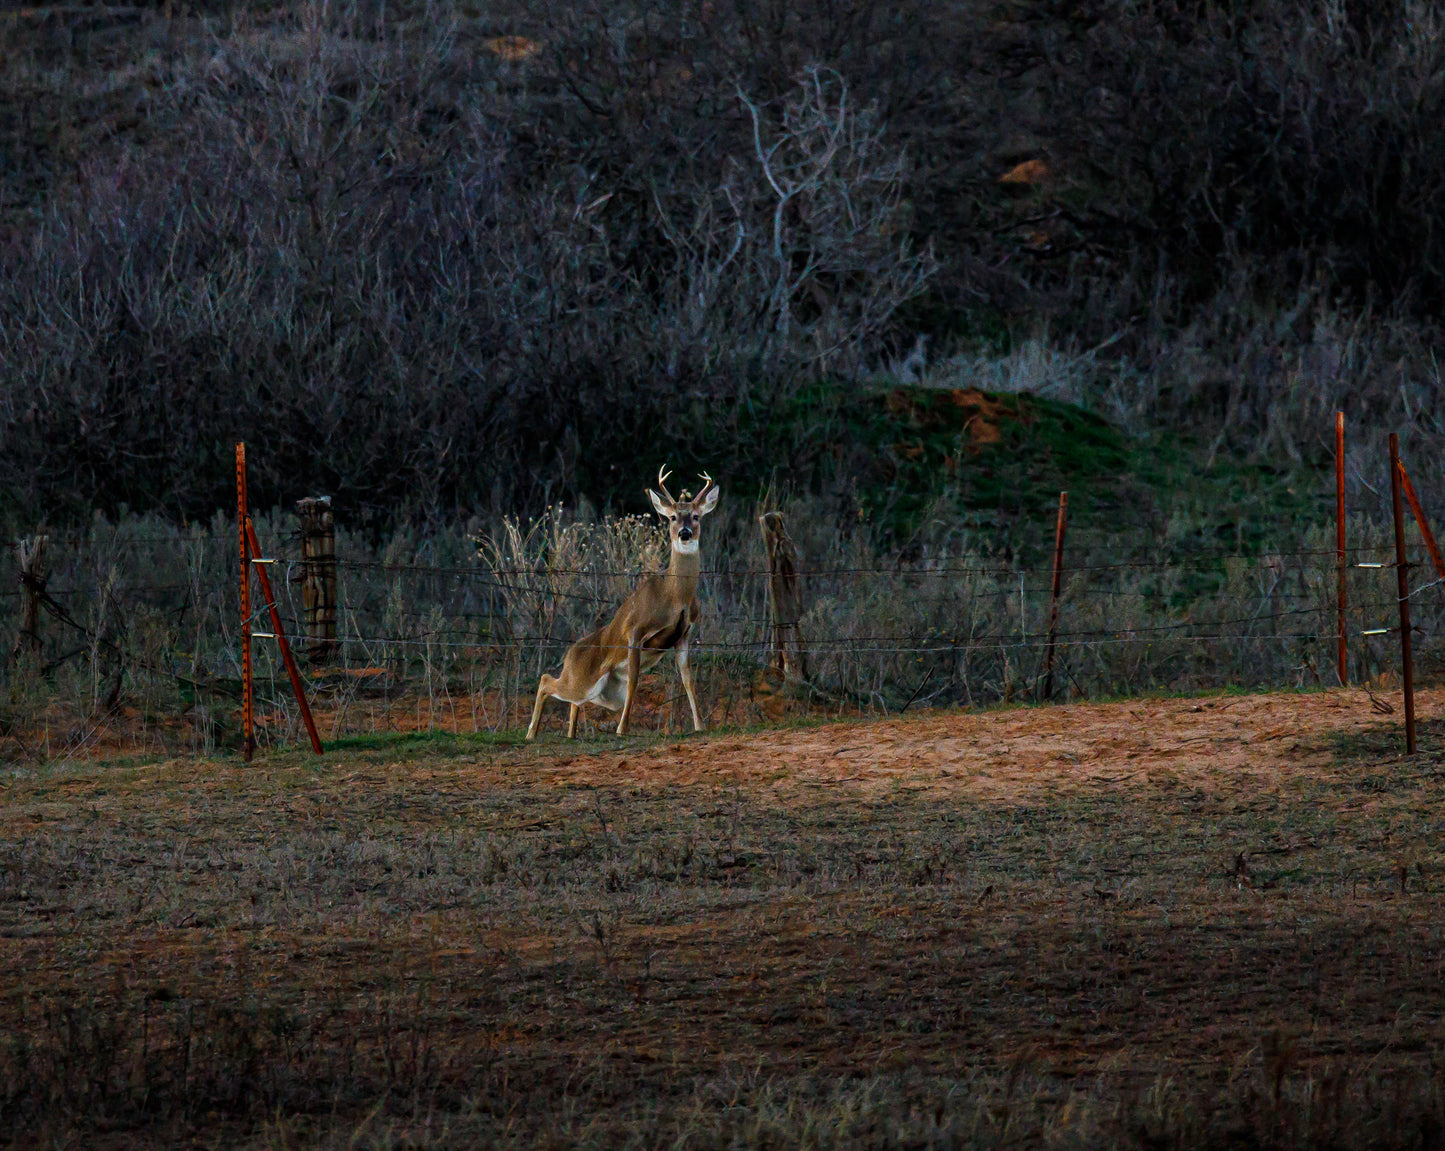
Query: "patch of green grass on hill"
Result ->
[[738, 381, 1332, 566]]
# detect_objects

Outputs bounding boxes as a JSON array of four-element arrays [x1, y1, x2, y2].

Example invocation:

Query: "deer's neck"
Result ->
[[665, 541, 702, 591]]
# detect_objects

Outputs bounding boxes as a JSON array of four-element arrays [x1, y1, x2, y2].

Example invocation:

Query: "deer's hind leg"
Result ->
[[616, 645, 643, 735]]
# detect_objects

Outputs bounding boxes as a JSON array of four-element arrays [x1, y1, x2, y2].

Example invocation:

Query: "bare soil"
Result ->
[[536, 687, 1396, 800]]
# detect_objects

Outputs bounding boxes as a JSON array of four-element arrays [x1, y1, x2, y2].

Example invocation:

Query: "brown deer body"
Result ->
[[525, 468, 719, 739]]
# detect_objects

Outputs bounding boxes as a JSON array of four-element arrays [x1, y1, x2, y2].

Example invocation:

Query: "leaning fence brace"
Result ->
[[236, 442, 323, 760], [1398, 463, 1445, 583], [244, 517, 323, 756]]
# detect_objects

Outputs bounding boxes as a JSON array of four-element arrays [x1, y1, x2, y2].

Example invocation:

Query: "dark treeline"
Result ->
[[2, 0, 1443, 530]]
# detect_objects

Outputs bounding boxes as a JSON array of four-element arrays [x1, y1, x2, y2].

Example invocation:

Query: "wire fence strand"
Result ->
[[4, 510, 1442, 757]]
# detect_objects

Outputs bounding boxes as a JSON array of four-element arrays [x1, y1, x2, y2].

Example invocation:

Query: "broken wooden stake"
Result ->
[[295, 496, 338, 662], [759, 511, 807, 681], [12, 535, 48, 660]]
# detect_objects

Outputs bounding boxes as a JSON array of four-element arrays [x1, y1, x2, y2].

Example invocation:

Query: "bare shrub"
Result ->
[[727, 66, 937, 375], [1086, 0, 1445, 312], [0, 0, 941, 529], [478, 505, 669, 674]]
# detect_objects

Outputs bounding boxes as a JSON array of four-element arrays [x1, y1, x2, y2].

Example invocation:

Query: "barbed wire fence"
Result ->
[[2, 492, 1439, 762]]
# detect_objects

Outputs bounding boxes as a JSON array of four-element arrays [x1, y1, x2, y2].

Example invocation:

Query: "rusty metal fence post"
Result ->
[[1388, 433, 1416, 754], [1335, 411, 1347, 685], [1043, 491, 1068, 701]]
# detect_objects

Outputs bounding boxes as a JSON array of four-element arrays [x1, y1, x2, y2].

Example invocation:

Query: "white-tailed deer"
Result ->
[[525, 467, 720, 740]]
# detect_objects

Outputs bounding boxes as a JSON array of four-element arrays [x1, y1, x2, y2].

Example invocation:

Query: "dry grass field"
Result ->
[[3, 689, 1445, 1147]]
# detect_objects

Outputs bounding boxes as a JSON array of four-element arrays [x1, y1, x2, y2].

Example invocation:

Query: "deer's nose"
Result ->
[[678, 524, 693, 540]]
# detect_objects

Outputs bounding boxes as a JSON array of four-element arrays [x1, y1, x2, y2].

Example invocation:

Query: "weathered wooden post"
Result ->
[[294, 496, 338, 662], [12, 535, 48, 660], [759, 511, 807, 681]]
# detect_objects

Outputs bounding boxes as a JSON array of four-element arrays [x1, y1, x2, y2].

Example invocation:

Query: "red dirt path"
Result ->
[[529, 686, 1436, 801]]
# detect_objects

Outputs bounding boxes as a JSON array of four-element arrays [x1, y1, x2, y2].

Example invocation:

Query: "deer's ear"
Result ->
[[648, 488, 672, 517], [698, 485, 720, 516]]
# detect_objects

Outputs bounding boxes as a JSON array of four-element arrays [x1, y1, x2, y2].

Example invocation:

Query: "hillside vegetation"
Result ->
[[2, 0, 1444, 532]]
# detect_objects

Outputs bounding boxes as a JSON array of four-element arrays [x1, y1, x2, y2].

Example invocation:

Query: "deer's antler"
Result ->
[[694, 471, 715, 503], [654, 464, 677, 505]]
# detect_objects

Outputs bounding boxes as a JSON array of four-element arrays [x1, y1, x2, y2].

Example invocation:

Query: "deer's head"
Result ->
[[648, 465, 720, 554]]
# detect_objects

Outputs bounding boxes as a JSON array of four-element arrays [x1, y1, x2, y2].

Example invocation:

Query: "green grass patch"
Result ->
[[309, 728, 523, 758], [733, 382, 1331, 564]]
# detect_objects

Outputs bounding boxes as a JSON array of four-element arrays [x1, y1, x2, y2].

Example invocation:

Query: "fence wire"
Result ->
[[1, 515, 1440, 758]]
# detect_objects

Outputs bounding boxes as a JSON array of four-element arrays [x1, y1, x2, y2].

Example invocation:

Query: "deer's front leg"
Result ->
[[525, 674, 556, 741], [616, 643, 643, 735], [567, 703, 581, 739], [676, 640, 704, 732]]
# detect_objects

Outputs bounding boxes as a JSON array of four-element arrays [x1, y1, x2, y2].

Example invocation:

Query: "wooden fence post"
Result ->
[[295, 496, 337, 662], [759, 511, 807, 681], [1388, 433, 1416, 755], [1336, 411, 1347, 685], [12, 535, 48, 660], [1043, 491, 1068, 701]]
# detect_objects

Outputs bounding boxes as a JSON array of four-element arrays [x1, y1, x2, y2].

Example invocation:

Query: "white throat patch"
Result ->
[[672, 537, 700, 555]]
